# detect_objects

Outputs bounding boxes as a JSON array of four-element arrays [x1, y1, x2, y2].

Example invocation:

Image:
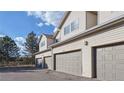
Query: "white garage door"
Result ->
[[96, 44, 124, 80], [55, 50, 82, 76], [44, 56, 52, 70]]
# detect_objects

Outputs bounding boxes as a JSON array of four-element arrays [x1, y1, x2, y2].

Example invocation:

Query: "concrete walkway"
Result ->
[[0, 67, 97, 81]]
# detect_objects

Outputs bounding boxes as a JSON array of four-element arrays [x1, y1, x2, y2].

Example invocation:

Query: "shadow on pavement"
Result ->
[[0, 66, 41, 73]]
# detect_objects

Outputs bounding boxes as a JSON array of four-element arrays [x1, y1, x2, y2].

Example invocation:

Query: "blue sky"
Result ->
[[0, 11, 64, 56], [0, 11, 56, 39]]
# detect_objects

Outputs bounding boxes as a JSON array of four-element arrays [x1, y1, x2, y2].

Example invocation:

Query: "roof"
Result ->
[[42, 33, 53, 39], [38, 33, 53, 43]]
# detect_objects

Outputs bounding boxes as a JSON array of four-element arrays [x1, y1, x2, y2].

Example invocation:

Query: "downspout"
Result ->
[[51, 47, 54, 70]]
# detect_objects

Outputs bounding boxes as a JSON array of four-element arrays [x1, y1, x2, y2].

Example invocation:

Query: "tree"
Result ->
[[1, 36, 20, 63], [25, 31, 39, 55]]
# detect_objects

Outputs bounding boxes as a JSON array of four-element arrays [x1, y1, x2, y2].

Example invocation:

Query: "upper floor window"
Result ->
[[41, 41, 45, 47], [71, 20, 79, 31], [64, 25, 70, 35], [55, 39, 59, 43], [64, 19, 79, 36]]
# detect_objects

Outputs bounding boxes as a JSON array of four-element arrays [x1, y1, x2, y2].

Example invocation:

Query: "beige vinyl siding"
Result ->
[[35, 50, 52, 59], [39, 35, 47, 51], [60, 11, 86, 41], [98, 11, 124, 24]]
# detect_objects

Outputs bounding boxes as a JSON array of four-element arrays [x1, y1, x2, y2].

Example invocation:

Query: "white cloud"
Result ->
[[14, 37, 28, 56], [36, 22, 43, 27], [27, 11, 64, 27], [53, 27, 58, 32], [0, 34, 5, 37], [44, 22, 50, 26]]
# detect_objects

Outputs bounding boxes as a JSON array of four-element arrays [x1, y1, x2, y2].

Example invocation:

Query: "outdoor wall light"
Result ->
[[84, 41, 88, 46]]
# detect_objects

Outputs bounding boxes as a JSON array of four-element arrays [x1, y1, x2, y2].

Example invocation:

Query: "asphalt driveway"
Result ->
[[0, 67, 97, 81]]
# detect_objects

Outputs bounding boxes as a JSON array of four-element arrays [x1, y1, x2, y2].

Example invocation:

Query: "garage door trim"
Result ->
[[54, 49, 82, 70], [92, 41, 124, 80], [54, 49, 82, 76]]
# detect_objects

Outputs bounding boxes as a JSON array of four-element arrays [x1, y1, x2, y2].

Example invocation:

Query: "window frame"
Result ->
[[64, 25, 71, 35], [41, 41, 45, 47], [71, 19, 79, 32]]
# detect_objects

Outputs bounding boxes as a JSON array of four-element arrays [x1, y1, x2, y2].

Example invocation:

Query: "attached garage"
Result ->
[[36, 58, 43, 68], [55, 50, 82, 76], [44, 56, 52, 69], [96, 43, 124, 80]]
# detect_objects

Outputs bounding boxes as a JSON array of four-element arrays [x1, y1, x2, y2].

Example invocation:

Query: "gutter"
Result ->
[[50, 14, 124, 48]]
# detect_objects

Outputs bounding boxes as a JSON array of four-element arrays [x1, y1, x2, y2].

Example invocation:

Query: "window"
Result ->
[[55, 39, 59, 43], [41, 41, 45, 47], [64, 25, 70, 35], [71, 20, 79, 31], [63, 19, 79, 36]]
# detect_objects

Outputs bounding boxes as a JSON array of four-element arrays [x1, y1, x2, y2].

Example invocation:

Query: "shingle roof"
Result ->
[[42, 33, 53, 39]]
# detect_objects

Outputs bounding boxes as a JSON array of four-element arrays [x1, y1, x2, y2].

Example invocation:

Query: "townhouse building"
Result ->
[[35, 11, 124, 80]]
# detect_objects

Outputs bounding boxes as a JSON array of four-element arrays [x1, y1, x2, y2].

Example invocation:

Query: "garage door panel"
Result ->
[[116, 54, 124, 60], [104, 63, 113, 71], [55, 51, 82, 76], [97, 70, 104, 80], [116, 71, 124, 80], [116, 64, 124, 70], [114, 45, 124, 50], [104, 54, 113, 61], [44, 56, 52, 69], [96, 44, 124, 80], [104, 73, 114, 80], [104, 47, 113, 51]]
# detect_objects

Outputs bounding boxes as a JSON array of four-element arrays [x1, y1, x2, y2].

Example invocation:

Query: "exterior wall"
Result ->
[[35, 50, 52, 69], [39, 35, 47, 51], [60, 11, 86, 41], [35, 50, 52, 59], [98, 11, 124, 24], [53, 25, 124, 77], [86, 12, 97, 29], [53, 40, 83, 54], [82, 25, 124, 77], [47, 38, 54, 46], [36, 11, 124, 78]]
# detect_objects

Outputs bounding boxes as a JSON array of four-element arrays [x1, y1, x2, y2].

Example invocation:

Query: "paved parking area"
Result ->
[[0, 67, 97, 81]]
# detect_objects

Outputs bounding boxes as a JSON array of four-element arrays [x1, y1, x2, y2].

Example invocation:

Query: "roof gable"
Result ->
[[39, 33, 53, 43], [53, 11, 71, 38]]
